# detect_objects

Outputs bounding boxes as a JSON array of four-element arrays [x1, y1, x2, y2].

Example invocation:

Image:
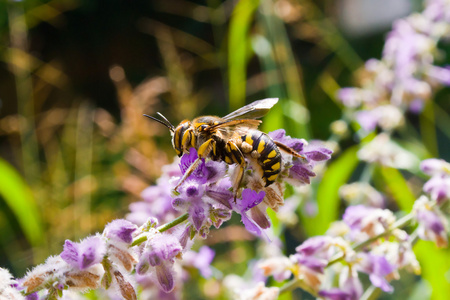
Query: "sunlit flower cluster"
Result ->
[[11, 130, 330, 299], [248, 157, 449, 300]]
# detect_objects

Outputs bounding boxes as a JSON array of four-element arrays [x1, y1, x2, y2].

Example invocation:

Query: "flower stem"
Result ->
[[360, 284, 381, 300], [157, 213, 189, 233], [279, 277, 318, 297], [131, 213, 189, 247]]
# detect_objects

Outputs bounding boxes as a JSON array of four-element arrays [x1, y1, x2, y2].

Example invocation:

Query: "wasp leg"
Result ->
[[225, 141, 246, 201], [273, 141, 307, 160], [174, 138, 215, 192]]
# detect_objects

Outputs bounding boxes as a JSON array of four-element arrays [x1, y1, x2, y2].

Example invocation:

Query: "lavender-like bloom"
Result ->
[[60, 236, 106, 270], [234, 188, 267, 236], [413, 196, 448, 247], [258, 256, 293, 281], [0, 267, 24, 300], [421, 158, 450, 203], [21, 256, 105, 295], [357, 253, 395, 293], [104, 219, 138, 244], [343, 205, 395, 241], [269, 129, 332, 186], [290, 236, 353, 292], [137, 233, 182, 292]]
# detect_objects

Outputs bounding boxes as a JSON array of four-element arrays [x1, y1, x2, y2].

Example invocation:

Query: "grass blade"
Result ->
[[0, 157, 44, 247]]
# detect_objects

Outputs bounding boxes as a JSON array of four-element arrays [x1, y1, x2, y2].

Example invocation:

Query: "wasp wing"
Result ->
[[206, 119, 262, 137], [222, 98, 278, 120]]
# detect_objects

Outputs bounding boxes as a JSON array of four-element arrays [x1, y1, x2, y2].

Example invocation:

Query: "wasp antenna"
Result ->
[[143, 114, 175, 132], [156, 112, 175, 131]]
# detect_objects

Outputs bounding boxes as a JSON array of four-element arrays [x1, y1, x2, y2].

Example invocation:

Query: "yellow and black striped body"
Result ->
[[241, 130, 282, 187]]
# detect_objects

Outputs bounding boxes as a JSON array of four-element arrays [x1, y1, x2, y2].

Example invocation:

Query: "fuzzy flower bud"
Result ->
[[60, 236, 106, 270]]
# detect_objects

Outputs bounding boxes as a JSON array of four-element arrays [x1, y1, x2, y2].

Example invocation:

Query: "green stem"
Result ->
[[130, 213, 189, 247], [279, 277, 318, 297], [157, 213, 189, 232], [360, 284, 381, 300]]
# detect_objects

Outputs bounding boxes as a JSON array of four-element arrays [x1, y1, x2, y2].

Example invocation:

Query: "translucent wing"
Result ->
[[207, 119, 262, 136], [222, 98, 278, 120]]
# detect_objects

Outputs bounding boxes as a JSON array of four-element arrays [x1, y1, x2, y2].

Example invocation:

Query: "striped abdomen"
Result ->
[[241, 131, 282, 187]]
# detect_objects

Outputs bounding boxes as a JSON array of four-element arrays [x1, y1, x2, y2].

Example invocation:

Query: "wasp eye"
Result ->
[[200, 125, 208, 131]]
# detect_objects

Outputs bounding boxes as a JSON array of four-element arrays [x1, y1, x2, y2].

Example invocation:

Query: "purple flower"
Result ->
[[183, 246, 215, 278], [179, 148, 209, 184], [258, 256, 293, 281], [104, 219, 138, 244], [427, 65, 450, 85], [356, 253, 395, 293], [421, 159, 450, 203], [172, 179, 210, 231], [269, 129, 305, 152], [413, 196, 448, 247], [420, 158, 450, 175], [336, 88, 363, 108], [205, 178, 234, 209], [343, 205, 395, 240], [60, 236, 106, 270], [319, 267, 363, 300], [268, 129, 332, 186], [137, 233, 182, 293], [234, 189, 266, 236], [178, 148, 227, 184]]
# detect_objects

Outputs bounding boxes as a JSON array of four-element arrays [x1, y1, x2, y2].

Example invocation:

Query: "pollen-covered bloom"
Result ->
[[355, 253, 395, 293], [60, 236, 106, 270], [343, 205, 396, 242], [21, 256, 105, 295], [421, 158, 450, 203], [290, 236, 353, 292], [413, 196, 448, 248], [0, 267, 24, 300], [257, 256, 293, 281], [136, 233, 182, 293]]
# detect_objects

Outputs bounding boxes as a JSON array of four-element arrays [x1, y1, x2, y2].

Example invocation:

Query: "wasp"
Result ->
[[145, 98, 305, 198]]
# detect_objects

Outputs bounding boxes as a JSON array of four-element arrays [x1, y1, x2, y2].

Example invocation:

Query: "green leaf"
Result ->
[[414, 240, 450, 300], [228, 0, 260, 110], [302, 145, 359, 236], [0, 157, 44, 246], [378, 166, 416, 212]]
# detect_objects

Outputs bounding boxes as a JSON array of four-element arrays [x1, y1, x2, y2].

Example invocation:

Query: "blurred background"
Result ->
[[1, 0, 449, 298]]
